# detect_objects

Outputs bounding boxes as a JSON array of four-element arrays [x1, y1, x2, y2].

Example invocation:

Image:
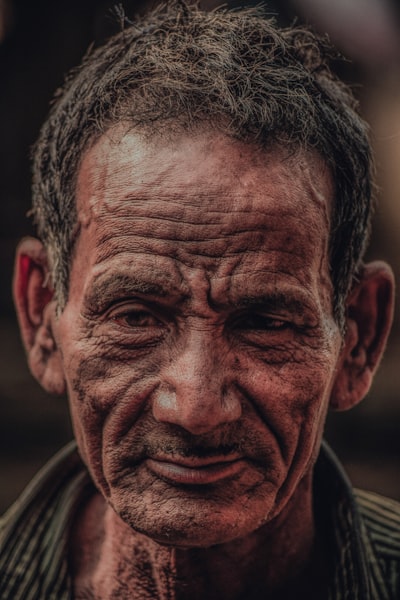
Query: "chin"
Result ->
[[105, 462, 283, 548], [125, 518, 254, 548], [114, 494, 276, 549]]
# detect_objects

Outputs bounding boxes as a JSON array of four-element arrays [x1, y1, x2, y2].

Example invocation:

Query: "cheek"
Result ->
[[241, 352, 336, 450], [65, 332, 163, 406], [62, 338, 162, 486]]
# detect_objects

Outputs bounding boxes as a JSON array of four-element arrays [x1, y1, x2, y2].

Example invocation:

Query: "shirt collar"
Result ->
[[315, 441, 371, 600]]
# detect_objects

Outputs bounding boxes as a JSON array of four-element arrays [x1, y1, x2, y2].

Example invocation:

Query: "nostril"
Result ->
[[152, 385, 178, 422], [151, 378, 242, 435], [222, 387, 242, 421]]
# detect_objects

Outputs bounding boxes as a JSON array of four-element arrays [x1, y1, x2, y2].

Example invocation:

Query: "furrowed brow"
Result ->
[[84, 273, 185, 312], [240, 293, 308, 312], [222, 291, 319, 322]]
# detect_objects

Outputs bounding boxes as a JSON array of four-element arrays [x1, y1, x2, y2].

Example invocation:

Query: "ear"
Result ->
[[330, 261, 394, 411], [13, 237, 66, 395]]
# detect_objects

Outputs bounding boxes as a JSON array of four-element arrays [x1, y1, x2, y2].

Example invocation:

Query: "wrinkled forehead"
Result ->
[[71, 128, 335, 312], [76, 126, 333, 226]]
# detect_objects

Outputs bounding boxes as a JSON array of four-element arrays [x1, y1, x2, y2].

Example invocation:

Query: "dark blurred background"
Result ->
[[0, 0, 399, 512]]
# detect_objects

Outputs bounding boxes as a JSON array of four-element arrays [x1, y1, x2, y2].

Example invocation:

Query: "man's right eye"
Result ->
[[107, 303, 165, 330], [114, 310, 161, 329]]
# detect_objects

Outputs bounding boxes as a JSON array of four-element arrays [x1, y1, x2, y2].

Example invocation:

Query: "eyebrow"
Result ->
[[84, 273, 188, 312], [214, 291, 319, 321], [237, 293, 310, 312], [84, 273, 320, 324]]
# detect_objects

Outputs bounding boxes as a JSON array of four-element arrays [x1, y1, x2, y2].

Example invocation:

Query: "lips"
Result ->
[[146, 455, 246, 485]]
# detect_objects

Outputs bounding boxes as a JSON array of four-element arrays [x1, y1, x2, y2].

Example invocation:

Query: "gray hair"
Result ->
[[32, 1, 373, 327]]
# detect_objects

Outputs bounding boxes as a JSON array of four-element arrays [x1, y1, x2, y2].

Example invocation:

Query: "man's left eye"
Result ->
[[233, 313, 289, 331]]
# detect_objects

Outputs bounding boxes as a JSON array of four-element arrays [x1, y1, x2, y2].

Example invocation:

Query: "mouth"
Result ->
[[145, 455, 246, 485]]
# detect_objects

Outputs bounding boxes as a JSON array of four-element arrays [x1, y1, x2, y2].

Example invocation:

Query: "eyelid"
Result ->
[[233, 315, 289, 329], [106, 300, 149, 314], [105, 301, 163, 320], [95, 298, 160, 317], [231, 308, 290, 321], [228, 308, 317, 334]]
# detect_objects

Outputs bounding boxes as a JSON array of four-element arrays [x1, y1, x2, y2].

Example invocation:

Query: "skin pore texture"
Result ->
[[14, 128, 394, 599], [64, 128, 338, 599]]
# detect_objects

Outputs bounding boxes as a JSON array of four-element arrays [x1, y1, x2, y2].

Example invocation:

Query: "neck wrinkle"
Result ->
[[71, 469, 327, 599]]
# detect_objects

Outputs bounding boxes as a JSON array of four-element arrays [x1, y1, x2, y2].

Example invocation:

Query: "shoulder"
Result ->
[[0, 442, 92, 599], [354, 489, 400, 598], [355, 488, 400, 559]]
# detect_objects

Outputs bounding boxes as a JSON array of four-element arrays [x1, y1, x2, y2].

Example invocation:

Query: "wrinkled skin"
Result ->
[[59, 129, 340, 544], [58, 129, 340, 597], [15, 129, 394, 598]]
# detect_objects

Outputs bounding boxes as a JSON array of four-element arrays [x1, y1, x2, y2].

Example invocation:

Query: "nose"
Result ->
[[152, 328, 242, 435]]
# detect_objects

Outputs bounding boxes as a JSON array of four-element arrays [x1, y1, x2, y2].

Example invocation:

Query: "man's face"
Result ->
[[54, 129, 343, 547]]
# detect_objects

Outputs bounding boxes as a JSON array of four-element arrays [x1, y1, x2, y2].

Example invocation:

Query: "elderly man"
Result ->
[[1, 3, 399, 599]]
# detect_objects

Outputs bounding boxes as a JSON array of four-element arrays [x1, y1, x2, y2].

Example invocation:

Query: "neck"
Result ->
[[70, 473, 328, 599]]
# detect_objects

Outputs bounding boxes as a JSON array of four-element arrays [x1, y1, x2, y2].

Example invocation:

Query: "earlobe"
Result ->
[[330, 261, 394, 411], [13, 238, 66, 395]]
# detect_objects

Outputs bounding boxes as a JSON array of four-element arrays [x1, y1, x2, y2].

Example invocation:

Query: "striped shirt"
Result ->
[[0, 441, 399, 599]]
